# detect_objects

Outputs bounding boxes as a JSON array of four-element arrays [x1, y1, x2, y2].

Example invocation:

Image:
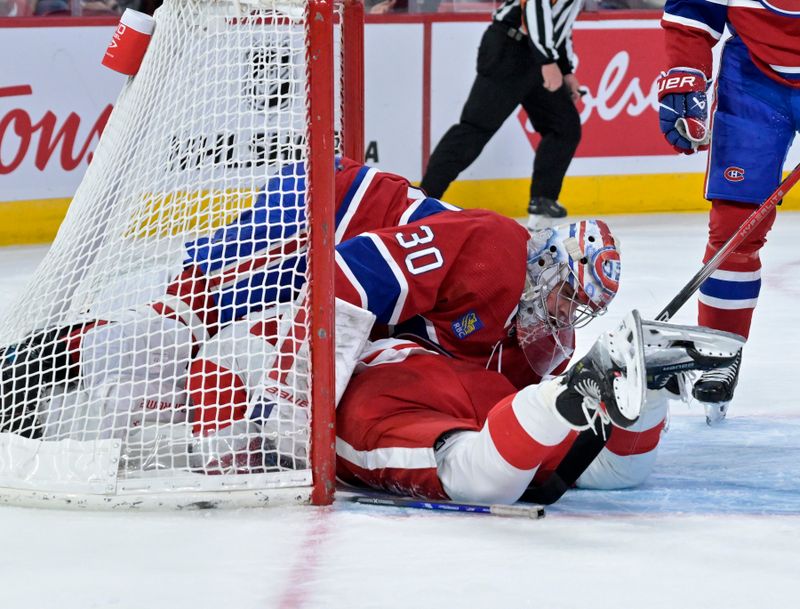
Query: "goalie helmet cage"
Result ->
[[0, 0, 364, 509]]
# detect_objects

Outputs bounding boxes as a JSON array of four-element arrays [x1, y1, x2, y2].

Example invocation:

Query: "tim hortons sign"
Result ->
[[0, 84, 112, 175]]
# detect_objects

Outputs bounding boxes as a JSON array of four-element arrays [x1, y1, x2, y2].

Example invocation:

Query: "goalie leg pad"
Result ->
[[333, 298, 376, 406], [249, 297, 376, 467], [32, 307, 195, 445], [436, 381, 572, 505]]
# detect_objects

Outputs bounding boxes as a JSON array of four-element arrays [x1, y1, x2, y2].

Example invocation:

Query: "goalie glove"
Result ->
[[657, 67, 710, 154]]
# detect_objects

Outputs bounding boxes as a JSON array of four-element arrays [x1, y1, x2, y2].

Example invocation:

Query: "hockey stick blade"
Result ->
[[657, 162, 800, 322], [352, 496, 545, 519]]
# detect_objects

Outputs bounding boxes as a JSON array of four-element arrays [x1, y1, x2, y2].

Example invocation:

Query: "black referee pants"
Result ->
[[420, 23, 581, 204]]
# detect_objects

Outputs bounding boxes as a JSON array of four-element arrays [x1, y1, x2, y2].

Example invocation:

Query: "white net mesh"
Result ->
[[0, 0, 343, 506]]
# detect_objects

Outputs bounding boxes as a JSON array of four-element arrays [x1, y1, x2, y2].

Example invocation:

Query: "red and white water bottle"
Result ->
[[102, 9, 156, 76]]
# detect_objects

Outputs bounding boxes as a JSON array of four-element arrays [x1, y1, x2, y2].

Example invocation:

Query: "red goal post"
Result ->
[[0, 0, 364, 509]]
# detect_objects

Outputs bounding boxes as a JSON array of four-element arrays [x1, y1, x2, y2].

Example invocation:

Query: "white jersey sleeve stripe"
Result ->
[[662, 12, 725, 39], [334, 167, 379, 244], [335, 250, 369, 310], [399, 199, 427, 226], [336, 437, 438, 470], [365, 233, 409, 326]]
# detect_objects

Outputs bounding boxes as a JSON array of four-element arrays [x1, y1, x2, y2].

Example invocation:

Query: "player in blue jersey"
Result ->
[[657, 1, 800, 423]]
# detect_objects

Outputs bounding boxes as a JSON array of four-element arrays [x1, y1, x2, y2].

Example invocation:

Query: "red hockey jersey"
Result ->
[[662, 1, 800, 87], [335, 205, 573, 387]]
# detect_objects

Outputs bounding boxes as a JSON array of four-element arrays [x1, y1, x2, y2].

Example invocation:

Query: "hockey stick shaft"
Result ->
[[352, 496, 545, 519], [656, 162, 800, 322]]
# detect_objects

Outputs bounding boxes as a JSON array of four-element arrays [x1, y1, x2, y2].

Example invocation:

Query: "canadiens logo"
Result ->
[[592, 247, 621, 297], [724, 166, 745, 182], [452, 310, 483, 340]]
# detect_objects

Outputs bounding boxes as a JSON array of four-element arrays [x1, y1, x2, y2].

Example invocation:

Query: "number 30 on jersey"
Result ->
[[395, 226, 443, 275]]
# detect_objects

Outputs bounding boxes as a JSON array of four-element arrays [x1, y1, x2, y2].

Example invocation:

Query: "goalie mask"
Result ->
[[516, 220, 621, 373]]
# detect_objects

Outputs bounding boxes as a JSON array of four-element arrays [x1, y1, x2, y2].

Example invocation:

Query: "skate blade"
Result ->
[[605, 309, 646, 426], [639, 318, 744, 358]]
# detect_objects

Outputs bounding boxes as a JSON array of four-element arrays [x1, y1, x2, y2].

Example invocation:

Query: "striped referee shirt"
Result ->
[[493, 0, 583, 73]]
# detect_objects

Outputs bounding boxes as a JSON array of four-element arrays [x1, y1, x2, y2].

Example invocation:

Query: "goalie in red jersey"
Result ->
[[179, 161, 742, 505], [329, 220, 742, 504], [0, 159, 743, 506]]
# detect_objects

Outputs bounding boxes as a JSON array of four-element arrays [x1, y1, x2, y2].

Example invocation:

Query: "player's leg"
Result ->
[[435, 312, 645, 503], [420, 25, 536, 199], [189, 298, 374, 473], [520, 80, 581, 228], [575, 388, 669, 489], [435, 380, 577, 504], [576, 319, 747, 488], [440, 313, 745, 502], [336, 346, 523, 500], [575, 317, 745, 488], [695, 36, 794, 422], [0, 302, 201, 441], [0, 306, 197, 446], [699, 201, 776, 340]]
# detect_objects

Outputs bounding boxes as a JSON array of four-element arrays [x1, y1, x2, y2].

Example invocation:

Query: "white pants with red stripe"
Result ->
[[435, 381, 669, 505], [576, 390, 669, 490]]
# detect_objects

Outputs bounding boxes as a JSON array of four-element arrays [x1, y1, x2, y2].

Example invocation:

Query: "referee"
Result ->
[[420, 0, 584, 229]]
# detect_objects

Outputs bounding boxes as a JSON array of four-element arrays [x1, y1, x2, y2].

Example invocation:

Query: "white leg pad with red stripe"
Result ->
[[333, 298, 376, 404], [435, 380, 571, 505], [251, 297, 375, 464], [67, 307, 193, 435], [576, 388, 669, 490]]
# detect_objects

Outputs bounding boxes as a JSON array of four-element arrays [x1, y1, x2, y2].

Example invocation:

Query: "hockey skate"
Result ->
[[555, 311, 747, 434], [638, 318, 744, 426], [527, 196, 568, 231], [637, 319, 744, 393], [692, 349, 742, 425], [555, 310, 647, 434]]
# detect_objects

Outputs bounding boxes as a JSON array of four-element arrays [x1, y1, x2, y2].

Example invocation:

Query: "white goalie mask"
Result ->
[[516, 220, 621, 371]]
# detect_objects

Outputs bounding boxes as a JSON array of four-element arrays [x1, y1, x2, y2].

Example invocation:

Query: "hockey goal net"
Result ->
[[0, 0, 363, 508]]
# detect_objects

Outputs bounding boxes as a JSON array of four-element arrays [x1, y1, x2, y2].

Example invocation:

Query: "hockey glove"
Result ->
[[657, 67, 710, 154]]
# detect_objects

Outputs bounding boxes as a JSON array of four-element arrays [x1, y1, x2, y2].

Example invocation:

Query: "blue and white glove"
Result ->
[[657, 67, 710, 154]]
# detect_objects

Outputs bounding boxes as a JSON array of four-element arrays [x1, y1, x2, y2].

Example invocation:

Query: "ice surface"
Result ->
[[0, 214, 798, 609]]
